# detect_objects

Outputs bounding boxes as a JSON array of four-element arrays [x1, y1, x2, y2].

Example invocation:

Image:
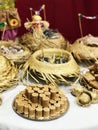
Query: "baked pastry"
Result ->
[[71, 84, 84, 97], [76, 91, 92, 107]]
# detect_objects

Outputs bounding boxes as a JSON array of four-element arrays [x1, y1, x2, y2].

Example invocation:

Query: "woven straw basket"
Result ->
[[21, 29, 69, 52], [70, 35, 98, 65], [0, 54, 18, 92], [22, 49, 80, 86], [0, 40, 31, 65]]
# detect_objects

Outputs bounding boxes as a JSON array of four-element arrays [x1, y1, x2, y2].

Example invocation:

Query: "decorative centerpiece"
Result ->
[[0, 55, 18, 92], [13, 83, 69, 120], [22, 48, 80, 86], [21, 5, 69, 52]]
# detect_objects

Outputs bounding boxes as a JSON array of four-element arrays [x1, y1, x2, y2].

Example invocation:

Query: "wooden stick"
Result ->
[[1, 22, 7, 40], [42, 5, 46, 21], [78, 16, 83, 37], [29, 8, 33, 20]]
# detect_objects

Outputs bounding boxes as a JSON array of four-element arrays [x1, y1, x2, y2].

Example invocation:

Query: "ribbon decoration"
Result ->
[[78, 13, 98, 37], [78, 13, 97, 20], [39, 4, 46, 21], [29, 4, 46, 21], [39, 5, 45, 13]]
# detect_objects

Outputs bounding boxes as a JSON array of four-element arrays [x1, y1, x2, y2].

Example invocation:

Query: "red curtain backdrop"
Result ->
[[16, 0, 98, 43]]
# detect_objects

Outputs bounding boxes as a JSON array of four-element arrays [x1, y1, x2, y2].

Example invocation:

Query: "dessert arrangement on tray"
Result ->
[[0, 2, 98, 122], [13, 84, 69, 120]]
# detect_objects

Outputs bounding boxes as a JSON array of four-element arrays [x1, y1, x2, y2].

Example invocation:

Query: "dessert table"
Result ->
[[0, 83, 98, 130]]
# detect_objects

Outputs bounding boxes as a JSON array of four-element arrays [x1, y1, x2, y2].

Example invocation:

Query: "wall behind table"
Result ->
[[16, 0, 98, 43]]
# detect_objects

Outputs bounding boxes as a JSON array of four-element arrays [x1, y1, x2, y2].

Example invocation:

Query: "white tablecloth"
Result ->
[[0, 84, 98, 130]]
